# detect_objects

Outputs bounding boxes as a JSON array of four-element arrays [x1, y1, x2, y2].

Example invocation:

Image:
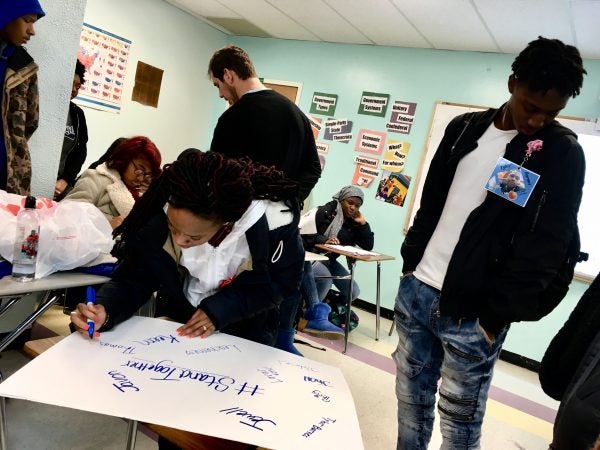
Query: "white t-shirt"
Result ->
[[414, 123, 518, 290]]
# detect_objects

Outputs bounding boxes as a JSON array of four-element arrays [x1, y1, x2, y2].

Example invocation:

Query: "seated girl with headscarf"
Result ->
[[300, 185, 374, 337]]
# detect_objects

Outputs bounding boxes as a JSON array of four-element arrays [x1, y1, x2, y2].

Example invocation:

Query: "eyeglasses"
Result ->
[[131, 160, 153, 182]]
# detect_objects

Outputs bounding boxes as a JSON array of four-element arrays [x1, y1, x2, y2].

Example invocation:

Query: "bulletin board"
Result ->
[[404, 101, 600, 282], [263, 79, 303, 104]]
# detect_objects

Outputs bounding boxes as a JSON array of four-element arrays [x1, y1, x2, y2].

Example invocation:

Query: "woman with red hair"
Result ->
[[66, 136, 161, 229]]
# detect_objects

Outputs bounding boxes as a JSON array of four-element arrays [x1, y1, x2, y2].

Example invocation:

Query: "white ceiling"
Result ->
[[166, 0, 600, 60]]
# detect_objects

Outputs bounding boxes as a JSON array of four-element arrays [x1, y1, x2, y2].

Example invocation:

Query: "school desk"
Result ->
[[0, 272, 109, 450], [314, 244, 395, 352], [0, 272, 110, 353]]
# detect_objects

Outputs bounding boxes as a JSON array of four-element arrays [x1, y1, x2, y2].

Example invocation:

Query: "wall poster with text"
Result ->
[[386, 100, 417, 134]]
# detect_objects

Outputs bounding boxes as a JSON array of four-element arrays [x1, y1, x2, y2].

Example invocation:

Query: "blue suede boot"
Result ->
[[274, 328, 303, 356], [303, 303, 344, 339]]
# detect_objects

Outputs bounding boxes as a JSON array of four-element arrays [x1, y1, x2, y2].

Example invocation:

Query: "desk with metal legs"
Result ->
[[0, 272, 110, 450], [314, 245, 395, 353]]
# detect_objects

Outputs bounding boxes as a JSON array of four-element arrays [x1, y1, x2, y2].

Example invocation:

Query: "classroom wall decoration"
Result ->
[[355, 129, 386, 155], [354, 155, 379, 168], [358, 91, 390, 117], [0, 316, 364, 450], [323, 118, 353, 143], [386, 100, 417, 134], [132, 61, 163, 108], [375, 171, 412, 207], [357, 91, 390, 117], [381, 140, 410, 172], [352, 165, 379, 187], [75, 22, 132, 113], [316, 142, 329, 154], [308, 115, 322, 140], [310, 92, 338, 116]]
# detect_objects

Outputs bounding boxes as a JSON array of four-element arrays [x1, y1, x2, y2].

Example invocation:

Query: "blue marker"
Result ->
[[86, 286, 96, 339]]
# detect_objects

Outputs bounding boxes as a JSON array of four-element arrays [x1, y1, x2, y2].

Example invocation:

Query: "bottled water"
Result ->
[[12, 196, 40, 282]]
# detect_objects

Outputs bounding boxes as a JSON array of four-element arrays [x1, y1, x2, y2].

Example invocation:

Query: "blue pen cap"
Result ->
[[86, 286, 96, 303]]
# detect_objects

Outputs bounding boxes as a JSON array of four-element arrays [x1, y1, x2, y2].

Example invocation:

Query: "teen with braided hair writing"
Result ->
[[70, 150, 304, 347]]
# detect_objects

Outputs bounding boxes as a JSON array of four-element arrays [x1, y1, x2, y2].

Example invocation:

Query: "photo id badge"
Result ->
[[484, 157, 540, 207]]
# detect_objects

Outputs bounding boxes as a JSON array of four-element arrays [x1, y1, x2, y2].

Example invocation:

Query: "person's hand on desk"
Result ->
[[70, 303, 107, 338], [325, 237, 340, 245], [177, 308, 216, 339]]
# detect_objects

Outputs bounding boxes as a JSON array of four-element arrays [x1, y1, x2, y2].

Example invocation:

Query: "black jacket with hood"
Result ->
[[97, 201, 304, 346], [58, 101, 88, 186], [402, 107, 585, 335]]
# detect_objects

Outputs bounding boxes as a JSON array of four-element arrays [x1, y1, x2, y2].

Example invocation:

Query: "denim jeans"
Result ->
[[392, 274, 508, 450], [313, 259, 360, 302], [300, 261, 320, 307]]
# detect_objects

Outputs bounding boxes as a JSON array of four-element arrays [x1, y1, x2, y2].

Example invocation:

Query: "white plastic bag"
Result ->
[[0, 191, 113, 278], [0, 190, 55, 261], [298, 207, 318, 235]]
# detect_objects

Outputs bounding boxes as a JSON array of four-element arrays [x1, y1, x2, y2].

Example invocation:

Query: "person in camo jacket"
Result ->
[[0, 0, 45, 194]]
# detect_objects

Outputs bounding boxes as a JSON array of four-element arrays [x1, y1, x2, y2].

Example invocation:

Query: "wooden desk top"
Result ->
[[23, 335, 65, 358], [315, 244, 396, 262], [0, 272, 110, 297]]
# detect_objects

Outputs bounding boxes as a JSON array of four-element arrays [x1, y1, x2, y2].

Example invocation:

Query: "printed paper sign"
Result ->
[[387, 101, 417, 134], [386, 122, 411, 134], [352, 165, 375, 187], [358, 92, 390, 117], [375, 170, 412, 207], [308, 116, 322, 140], [354, 156, 379, 168], [310, 92, 338, 116], [316, 142, 329, 154], [0, 316, 364, 450], [355, 129, 386, 155], [484, 157, 540, 207], [333, 133, 353, 143], [323, 119, 353, 143], [381, 140, 410, 172]]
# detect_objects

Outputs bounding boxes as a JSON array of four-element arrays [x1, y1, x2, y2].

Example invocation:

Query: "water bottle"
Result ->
[[12, 196, 40, 282]]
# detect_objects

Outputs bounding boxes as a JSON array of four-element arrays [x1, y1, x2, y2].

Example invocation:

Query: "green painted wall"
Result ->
[[230, 36, 600, 361]]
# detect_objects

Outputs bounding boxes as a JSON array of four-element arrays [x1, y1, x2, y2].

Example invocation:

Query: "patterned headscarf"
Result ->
[[324, 185, 364, 239]]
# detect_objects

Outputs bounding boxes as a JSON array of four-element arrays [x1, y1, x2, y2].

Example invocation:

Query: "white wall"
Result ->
[[81, 0, 226, 169], [27, 0, 88, 198]]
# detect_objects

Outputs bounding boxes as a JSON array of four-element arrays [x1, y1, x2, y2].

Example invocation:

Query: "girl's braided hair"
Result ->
[[113, 149, 298, 240]]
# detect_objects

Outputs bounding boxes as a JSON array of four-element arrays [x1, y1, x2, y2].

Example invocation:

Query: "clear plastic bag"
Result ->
[[0, 191, 113, 278]]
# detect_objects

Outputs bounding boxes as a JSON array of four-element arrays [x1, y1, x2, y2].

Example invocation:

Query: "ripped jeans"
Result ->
[[392, 274, 508, 450]]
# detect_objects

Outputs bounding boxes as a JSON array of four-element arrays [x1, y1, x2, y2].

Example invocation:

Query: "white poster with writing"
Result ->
[[0, 317, 363, 449]]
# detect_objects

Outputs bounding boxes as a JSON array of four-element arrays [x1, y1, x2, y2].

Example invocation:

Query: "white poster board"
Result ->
[[404, 102, 600, 282], [0, 317, 363, 450]]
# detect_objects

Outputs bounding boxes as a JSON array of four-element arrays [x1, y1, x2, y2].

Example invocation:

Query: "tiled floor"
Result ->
[[0, 305, 558, 449]]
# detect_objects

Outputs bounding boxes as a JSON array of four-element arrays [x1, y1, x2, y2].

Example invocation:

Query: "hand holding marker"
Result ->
[[86, 286, 96, 339]]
